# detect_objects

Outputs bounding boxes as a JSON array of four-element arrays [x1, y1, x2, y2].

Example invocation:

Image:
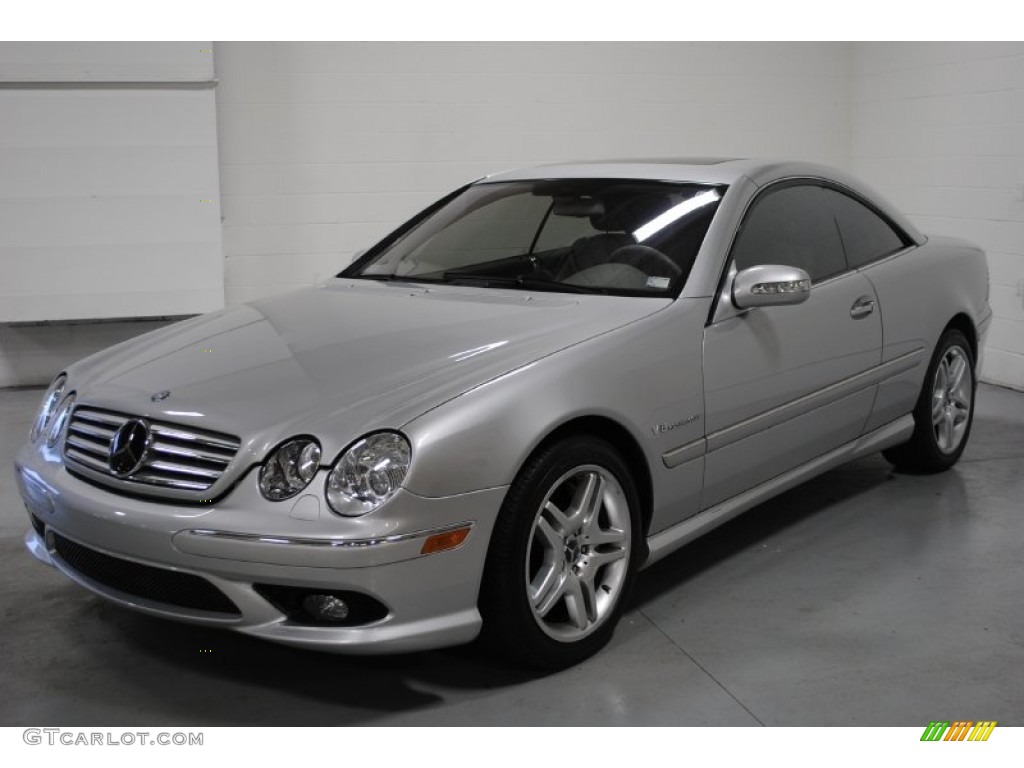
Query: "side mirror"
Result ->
[[732, 264, 811, 309]]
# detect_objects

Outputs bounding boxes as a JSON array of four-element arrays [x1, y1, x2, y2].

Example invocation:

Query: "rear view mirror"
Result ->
[[732, 264, 811, 309], [552, 196, 605, 218]]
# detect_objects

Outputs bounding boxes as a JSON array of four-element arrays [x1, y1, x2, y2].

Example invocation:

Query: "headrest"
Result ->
[[591, 195, 675, 233]]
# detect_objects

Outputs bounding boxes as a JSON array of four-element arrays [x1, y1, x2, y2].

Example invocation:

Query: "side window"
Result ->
[[732, 185, 847, 282], [823, 188, 908, 268]]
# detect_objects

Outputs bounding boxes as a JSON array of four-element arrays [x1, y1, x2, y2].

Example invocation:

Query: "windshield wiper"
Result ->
[[349, 273, 445, 284], [441, 272, 608, 295]]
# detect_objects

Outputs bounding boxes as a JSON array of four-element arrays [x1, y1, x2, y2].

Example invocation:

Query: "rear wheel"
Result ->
[[883, 327, 975, 473], [480, 436, 641, 668]]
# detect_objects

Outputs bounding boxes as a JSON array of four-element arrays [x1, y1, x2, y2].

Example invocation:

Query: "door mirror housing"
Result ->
[[732, 264, 811, 309]]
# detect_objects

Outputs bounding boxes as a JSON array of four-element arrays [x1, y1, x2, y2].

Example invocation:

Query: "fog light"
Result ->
[[302, 594, 349, 621]]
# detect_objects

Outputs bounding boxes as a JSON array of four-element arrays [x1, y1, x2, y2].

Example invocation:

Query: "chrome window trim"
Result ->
[[853, 243, 918, 272]]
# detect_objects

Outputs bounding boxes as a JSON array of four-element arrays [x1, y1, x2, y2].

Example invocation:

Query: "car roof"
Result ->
[[482, 157, 925, 244], [484, 157, 840, 186]]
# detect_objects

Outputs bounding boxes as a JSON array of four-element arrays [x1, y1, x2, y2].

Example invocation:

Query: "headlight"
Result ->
[[46, 393, 76, 449], [325, 432, 411, 517], [30, 374, 67, 442], [258, 438, 322, 501]]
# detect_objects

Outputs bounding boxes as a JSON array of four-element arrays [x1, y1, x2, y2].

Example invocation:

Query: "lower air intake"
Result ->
[[52, 533, 240, 616]]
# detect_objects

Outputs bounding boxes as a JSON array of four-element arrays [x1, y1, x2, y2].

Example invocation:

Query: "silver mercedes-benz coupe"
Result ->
[[16, 158, 991, 667]]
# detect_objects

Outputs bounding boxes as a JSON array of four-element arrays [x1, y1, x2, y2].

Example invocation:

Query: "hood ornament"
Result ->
[[151, 390, 171, 402]]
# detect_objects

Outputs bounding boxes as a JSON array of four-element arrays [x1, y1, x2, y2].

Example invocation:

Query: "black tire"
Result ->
[[883, 327, 976, 473], [479, 435, 642, 669]]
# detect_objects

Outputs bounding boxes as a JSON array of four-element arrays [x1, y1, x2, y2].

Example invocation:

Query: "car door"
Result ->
[[701, 182, 883, 509], [820, 187, 925, 434]]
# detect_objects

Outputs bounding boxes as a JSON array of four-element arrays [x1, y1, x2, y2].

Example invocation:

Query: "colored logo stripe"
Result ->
[[920, 721, 996, 741], [969, 722, 997, 741], [944, 722, 972, 741]]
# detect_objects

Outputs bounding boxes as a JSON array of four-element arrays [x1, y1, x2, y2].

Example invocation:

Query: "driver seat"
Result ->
[[556, 232, 637, 280]]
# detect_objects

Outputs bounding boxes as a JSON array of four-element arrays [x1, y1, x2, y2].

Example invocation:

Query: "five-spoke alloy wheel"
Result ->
[[481, 436, 641, 668], [931, 345, 972, 454], [527, 465, 631, 643], [884, 327, 976, 473]]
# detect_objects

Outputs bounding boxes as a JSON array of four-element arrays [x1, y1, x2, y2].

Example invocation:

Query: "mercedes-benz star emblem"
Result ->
[[108, 419, 151, 477], [151, 390, 171, 402]]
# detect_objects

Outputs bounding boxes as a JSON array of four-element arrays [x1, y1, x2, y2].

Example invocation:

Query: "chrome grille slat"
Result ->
[[65, 447, 110, 471], [74, 410, 128, 428], [148, 443, 231, 466], [69, 422, 117, 441], [67, 433, 108, 451], [63, 405, 241, 499], [150, 425, 239, 451], [130, 472, 210, 491], [146, 461, 221, 480], [65, 435, 109, 458]]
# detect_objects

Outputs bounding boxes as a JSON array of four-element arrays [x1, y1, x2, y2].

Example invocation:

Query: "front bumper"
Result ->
[[15, 446, 506, 654]]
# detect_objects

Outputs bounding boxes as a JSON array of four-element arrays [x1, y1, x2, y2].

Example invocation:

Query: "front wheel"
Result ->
[[479, 436, 641, 668], [884, 327, 976, 473]]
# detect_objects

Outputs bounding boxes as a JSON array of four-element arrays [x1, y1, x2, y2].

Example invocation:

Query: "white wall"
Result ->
[[4, 41, 1021, 391], [0, 42, 223, 387], [0, 319, 176, 390], [215, 42, 853, 305], [850, 42, 1024, 389], [0, 43, 224, 323]]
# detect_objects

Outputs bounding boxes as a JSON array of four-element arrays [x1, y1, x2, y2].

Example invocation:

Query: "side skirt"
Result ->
[[642, 414, 914, 568]]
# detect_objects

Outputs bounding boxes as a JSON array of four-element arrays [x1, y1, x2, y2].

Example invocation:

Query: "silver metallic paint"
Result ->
[[14, 159, 991, 653], [732, 264, 811, 308]]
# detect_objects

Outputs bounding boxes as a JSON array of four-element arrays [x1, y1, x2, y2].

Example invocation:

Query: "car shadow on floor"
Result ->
[[632, 453, 900, 606], [47, 454, 907, 725], [101, 607, 531, 719]]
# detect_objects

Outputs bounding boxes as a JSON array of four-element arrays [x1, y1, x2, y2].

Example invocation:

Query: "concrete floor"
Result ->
[[1, 383, 1022, 726]]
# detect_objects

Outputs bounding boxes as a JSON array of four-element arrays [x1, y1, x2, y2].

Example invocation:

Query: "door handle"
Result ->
[[850, 296, 875, 319]]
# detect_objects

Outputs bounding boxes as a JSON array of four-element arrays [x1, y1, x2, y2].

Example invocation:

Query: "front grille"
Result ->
[[63, 405, 241, 497], [52, 533, 240, 615], [29, 512, 45, 538]]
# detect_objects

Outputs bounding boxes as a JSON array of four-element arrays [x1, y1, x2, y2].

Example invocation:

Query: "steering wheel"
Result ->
[[608, 245, 682, 277]]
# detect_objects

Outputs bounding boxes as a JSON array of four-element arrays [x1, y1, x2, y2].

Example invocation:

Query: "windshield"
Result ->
[[342, 179, 725, 297]]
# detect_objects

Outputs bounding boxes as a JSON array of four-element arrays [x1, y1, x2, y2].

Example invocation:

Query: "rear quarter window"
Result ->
[[823, 188, 909, 268]]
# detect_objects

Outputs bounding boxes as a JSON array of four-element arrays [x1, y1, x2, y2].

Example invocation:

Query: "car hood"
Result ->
[[68, 279, 670, 460]]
